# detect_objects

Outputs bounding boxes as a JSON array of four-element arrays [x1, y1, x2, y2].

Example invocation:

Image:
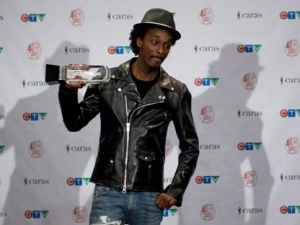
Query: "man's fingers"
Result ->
[[156, 193, 177, 209]]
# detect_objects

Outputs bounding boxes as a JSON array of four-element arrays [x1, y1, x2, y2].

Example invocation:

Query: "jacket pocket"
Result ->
[[105, 159, 114, 174], [136, 149, 156, 161], [146, 112, 169, 126], [136, 149, 156, 181], [98, 154, 114, 175]]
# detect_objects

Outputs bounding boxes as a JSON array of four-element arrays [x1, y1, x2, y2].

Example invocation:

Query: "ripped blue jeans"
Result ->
[[89, 185, 163, 225]]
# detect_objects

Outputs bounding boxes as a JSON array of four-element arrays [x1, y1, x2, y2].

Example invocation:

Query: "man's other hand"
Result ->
[[155, 193, 177, 209]]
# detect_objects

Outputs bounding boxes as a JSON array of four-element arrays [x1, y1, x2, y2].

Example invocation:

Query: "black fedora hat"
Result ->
[[134, 8, 181, 40]]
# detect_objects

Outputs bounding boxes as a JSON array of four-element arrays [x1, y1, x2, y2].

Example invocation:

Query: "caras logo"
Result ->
[[22, 79, 48, 87], [238, 206, 263, 214], [194, 45, 220, 53], [238, 110, 262, 117], [280, 173, 300, 182], [24, 177, 49, 185], [280, 76, 300, 84], [66, 144, 92, 153], [237, 11, 262, 19], [107, 12, 133, 21]]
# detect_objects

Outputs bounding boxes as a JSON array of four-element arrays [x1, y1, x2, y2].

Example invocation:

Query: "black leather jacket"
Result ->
[[58, 58, 199, 206]]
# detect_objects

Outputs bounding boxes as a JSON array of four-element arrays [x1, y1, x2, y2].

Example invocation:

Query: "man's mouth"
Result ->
[[151, 55, 164, 62]]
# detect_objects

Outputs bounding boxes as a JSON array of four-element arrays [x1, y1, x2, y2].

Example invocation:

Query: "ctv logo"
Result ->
[[21, 14, 46, 22], [280, 11, 300, 20], [237, 44, 262, 53], [23, 112, 47, 121], [163, 208, 177, 217], [194, 78, 219, 86], [0, 146, 5, 154], [108, 46, 131, 54], [24, 210, 49, 219], [66, 177, 90, 186], [280, 206, 300, 214], [195, 175, 220, 184], [237, 142, 262, 150], [280, 109, 300, 117]]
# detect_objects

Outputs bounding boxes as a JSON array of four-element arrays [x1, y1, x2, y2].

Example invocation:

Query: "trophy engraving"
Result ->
[[45, 64, 111, 85]]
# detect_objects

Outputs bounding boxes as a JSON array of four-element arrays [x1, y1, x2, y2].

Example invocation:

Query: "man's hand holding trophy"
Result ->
[[45, 63, 111, 88]]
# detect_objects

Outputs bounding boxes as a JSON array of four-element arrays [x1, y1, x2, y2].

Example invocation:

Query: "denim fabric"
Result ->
[[89, 185, 163, 225]]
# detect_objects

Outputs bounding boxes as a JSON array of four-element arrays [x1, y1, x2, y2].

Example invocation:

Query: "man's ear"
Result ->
[[137, 37, 142, 47]]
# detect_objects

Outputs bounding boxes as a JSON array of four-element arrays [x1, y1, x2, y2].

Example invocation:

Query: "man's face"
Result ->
[[137, 27, 173, 69]]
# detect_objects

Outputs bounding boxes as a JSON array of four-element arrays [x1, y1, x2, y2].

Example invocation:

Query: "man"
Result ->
[[59, 8, 199, 225]]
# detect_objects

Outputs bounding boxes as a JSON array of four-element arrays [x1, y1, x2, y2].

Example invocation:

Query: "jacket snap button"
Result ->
[[117, 88, 122, 92], [111, 75, 115, 78]]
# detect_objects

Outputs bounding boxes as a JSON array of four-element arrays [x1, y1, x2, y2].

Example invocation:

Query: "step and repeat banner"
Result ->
[[1, 0, 300, 224]]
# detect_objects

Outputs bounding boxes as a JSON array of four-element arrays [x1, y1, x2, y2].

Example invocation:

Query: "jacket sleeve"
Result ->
[[163, 85, 200, 206], [58, 83, 100, 132]]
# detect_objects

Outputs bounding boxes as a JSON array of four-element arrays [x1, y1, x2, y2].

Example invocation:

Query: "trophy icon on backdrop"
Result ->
[[45, 64, 111, 85]]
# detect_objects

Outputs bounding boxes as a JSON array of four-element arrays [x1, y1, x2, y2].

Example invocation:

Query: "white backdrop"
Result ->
[[1, 0, 300, 224]]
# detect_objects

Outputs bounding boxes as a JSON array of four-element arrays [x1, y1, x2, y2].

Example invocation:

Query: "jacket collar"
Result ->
[[115, 58, 175, 91]]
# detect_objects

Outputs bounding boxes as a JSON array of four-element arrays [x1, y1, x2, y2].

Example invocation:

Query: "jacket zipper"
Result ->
[[122, 95, 130, 193], [122, 95, 164, 193]]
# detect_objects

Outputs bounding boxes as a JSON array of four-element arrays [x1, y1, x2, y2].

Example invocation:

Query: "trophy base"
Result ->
[[45, 64, 111, 85]]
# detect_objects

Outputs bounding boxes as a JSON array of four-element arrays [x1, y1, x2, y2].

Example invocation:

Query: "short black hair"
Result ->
[[129, 25, 177, 56]]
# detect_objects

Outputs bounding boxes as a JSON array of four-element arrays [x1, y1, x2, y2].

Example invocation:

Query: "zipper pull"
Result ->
[[122, 185, 127, 193], [126, 122, 130, 133]]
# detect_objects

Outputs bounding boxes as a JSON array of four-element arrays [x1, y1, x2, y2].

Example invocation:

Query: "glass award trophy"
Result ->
[[45, 64, 111, 85]]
